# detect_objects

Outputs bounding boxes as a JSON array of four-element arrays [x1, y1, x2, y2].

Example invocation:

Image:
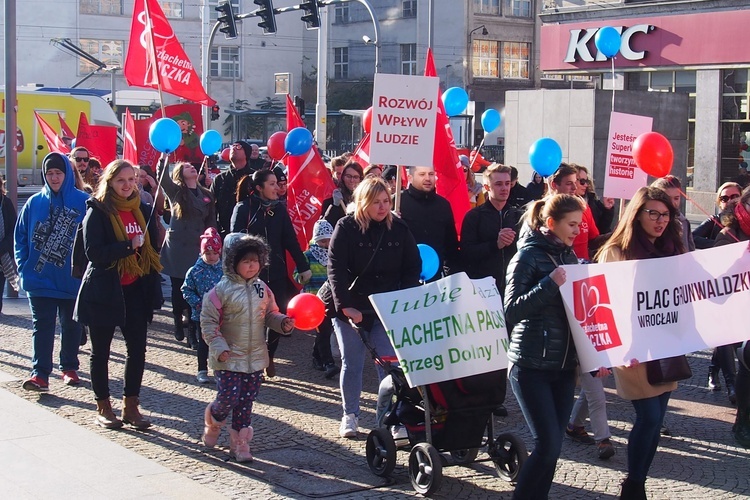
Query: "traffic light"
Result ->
[[254, 0, 277, 34], [299, 0, 320, 30], [215, 1, 237, 40], [294, 96, 305, 120], [211, 105, 220, 121]]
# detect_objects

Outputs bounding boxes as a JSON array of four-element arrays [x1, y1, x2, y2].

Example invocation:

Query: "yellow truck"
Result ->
[[0, 89, 120, 185]]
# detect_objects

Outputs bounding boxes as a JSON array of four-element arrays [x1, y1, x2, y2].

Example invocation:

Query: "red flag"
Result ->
[[352, 133, 370, 166], [123, 0, 215, 106], [424, 48, 471, 235], [123, 109, 138, 165], [75, 112, 118, 167], [57, 113, 76, 140], [34, 112, 71, 154], [132, 103, 205, 167]]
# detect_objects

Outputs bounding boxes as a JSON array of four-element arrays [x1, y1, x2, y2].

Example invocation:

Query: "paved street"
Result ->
[[0, 290, 747, 499]]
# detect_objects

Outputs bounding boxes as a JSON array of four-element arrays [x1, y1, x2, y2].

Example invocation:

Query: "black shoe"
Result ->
[[324, 363, 340, 379], [492, 405, 508, 417], [186, 321, 199, 350], [174, 324, 185, 342], [312, 358, 325, 371]]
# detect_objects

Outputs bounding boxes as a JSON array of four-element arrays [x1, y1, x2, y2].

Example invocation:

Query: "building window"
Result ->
[[210, 0, 239, 21], [502, 42, 530, 79], [159, 1, 183, 18], [402, 0, 417, 18], [210, 46, 240, 78], [474, 0, 500, 15], [400, 44, 417, 75], [80, 0, 122, 15], [334, 47, 349, 79], [720, 69, 750, 184], [334, 5, 349, 23], [504, 0, 531, 17], [472, 40, 499, 78], [78, 39, 123, 73]]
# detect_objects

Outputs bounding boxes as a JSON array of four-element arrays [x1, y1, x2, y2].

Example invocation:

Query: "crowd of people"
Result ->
[[6, 141, 750, 500]]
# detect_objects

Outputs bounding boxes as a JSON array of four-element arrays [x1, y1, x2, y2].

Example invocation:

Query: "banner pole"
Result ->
[[143, 0, 167, 118]]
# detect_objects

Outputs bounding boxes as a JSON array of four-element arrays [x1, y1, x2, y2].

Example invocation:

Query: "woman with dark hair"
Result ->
[[74, 160, 163, 430], [526, 171, 546, 201], [328, 177, 421, 438], [504, 193, 585, 499], [575, 165, 615, 233], [595, 186, 686, 499], [157, 161, 216, 348], [0, 175, 18, 313], [230, 170, 311, 378], [322, 161, 363, 227]]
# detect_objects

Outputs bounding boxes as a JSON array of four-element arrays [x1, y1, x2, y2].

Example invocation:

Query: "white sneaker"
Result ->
[[391, 425, 408, 441], [339, 413, 358, 438], [196, 371, 210, 384]]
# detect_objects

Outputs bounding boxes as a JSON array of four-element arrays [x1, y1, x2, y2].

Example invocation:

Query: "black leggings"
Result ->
[[170, 276, 191, 325], [197, 323, 209, 372], [89, 280, 148, 400]]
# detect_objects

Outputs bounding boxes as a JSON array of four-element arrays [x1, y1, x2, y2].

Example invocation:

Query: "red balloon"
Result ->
[[363, 107, 373, 134], [632, 132, 673, 178], [267, 131, 287, 161], [220, 147, 230, 162], [287, 293, 326, 331]]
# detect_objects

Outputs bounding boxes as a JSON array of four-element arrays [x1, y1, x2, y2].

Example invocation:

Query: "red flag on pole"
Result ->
[[35, 112, 71, 154], [424, 48, 470, 235], [76, 112, 118, 167], [57, 113, 76, 141], [352, 133, 370, 166], [123, 0, 215, 106], [123, 109, 138, 165]]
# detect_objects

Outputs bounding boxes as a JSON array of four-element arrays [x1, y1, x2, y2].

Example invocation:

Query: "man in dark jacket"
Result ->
[[398, 165, 459, 280], [211, 141, 257, 238], [507, 166, 532, 209]]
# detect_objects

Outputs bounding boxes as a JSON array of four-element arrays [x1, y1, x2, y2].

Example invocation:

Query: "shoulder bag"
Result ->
[[645, 355, 692, 384]]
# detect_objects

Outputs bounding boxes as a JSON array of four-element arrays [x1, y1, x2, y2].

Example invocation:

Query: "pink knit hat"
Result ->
[[200, 227, 222, 254]]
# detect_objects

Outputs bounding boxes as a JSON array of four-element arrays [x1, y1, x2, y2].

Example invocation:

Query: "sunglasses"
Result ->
[[719, 193, 740, 203], [75, 157, 90, 163], [578, 178, 590, 185]]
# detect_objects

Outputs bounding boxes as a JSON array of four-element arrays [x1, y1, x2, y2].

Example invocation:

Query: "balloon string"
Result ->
[[679, 188, 740, 243], [611, 57, 616, 112], [146, 152, 170, 234], [469, 135, 487, 173]]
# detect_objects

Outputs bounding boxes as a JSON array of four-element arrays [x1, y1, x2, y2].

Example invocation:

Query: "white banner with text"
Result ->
[[602, 112, 652, 200]]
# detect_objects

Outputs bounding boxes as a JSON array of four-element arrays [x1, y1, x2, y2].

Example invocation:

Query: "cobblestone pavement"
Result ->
[[0, 292, 748, 499]]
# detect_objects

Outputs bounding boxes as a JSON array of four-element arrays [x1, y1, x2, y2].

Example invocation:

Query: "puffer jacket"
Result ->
[[181, 256, 223, 323], [200, 234, 287, 374], [504, 229, 579, 371]]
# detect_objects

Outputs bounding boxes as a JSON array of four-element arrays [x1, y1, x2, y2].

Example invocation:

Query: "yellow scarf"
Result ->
[[109, 192, 163, 278]]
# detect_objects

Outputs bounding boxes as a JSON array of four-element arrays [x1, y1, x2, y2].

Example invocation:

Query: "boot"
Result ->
[[728, 382, 737, 406], [619, 477, 647, 500], [708, 367, 721, 391], [173, 317, 185, 342], [202, 403, 224, 448], [229, 427, 254, 463], [122, 396, 151, 430], [734, 407, 750, 448], [187, 321, 199, 350], [95, 399, 123, 429]]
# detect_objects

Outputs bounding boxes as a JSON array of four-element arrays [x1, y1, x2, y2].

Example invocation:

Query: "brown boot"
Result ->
[[95, 399, 123, 429], [122, 396, 151, 430]]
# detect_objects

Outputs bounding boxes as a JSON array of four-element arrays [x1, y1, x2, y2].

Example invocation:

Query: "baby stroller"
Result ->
[[353, 321, 527, 496]]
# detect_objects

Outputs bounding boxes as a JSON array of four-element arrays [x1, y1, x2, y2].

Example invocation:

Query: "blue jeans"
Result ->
[[28, 296, 81, 381], [332, 317, 393, 418], [509, 364, 576, 500], [628, 392, 670, 482]]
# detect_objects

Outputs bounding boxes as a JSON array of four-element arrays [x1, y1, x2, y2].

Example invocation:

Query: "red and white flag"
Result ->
[[123, 0, 215, 106], [57, 113, 76, 140], [76, 112, 118, 167], [352, 133, 370, 166], [123, 109, 138, 165], [34, 112, 70, 154]]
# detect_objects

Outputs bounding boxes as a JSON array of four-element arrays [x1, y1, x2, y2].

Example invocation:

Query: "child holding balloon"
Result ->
[[200, 233, 295, 462]]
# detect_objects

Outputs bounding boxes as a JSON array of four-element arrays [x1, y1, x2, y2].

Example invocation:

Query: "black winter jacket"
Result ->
[[74, 199, 162, 327], [230, 196, 309, 284], [693, 215, 722, 249], [460, 201, 523, 296], [0, 194, 17, 255], [210, 164, 256, 237], [328, 216, 421, 319], [398, 186, 459, 278], [504, 229, 578, 371], [586, 192, 615, 234]]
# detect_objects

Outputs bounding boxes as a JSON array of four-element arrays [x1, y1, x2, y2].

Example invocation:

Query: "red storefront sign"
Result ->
[[541, 10, 750, 72]]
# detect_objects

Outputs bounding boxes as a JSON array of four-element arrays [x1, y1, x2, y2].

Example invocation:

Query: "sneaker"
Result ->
[[312, 358, 325, 371], [196, 371, 210, 384], [566, 424, 595, 444], [339, 413, 358, 438], [597, 438, 615, 460], [62, 370, 80, 386], [23, 376, 49, 392], [391, 425, 408, 441], [323, 363, 340, 380]]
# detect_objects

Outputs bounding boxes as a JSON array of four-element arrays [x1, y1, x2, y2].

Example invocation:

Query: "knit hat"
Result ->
[[200, 227, 222, 254], [312, 219, 334, 243], [273, 165, 287, 183], [382, 165, 397, 181], [43, 153, 67, 175], [458, 155, 470, 168], [234, 140, 254, 161]]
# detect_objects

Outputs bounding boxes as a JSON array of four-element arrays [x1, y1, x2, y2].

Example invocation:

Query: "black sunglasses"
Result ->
[[578, 178, 590, 185], [719, 193, 740, 203], [75, 157, 90, 163]]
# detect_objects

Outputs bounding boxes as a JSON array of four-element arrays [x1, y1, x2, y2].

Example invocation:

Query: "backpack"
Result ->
[[208, 287, 223, 324]]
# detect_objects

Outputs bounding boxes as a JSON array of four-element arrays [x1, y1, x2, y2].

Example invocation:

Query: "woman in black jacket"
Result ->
[[504, 193, 586, 500], [230, 169, 311, 377], [0, 175, 18, 313], [328, 177, 421, 438], [322, 161, 363, 227], [74, 160, 163, 431]]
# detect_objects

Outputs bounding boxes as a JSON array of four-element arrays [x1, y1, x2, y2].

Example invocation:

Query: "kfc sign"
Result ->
[[564, 24, 654, 63]]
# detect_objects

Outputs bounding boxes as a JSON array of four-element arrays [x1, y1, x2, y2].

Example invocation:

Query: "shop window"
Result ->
[[720, 69, 750, 184], [502, 42, 530, 80], [472, 40, 499, 78]]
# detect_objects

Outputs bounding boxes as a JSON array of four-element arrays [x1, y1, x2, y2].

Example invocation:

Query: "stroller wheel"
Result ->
[[490, 432, 527, 482], [366, 429, 397, 477], [408, 443, 443, 496], [450, 448, 479, 465]]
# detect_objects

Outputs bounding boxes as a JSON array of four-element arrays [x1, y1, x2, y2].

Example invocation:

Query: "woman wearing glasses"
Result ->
[[575, 166, 615, 233], [595, 187, 685, 499], [322, 161, 363, 227]]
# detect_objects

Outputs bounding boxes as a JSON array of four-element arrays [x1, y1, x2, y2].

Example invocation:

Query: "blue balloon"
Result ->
[[199, 130, 223, 156], [71, 138, 76, 149], [529, 138, 563, 177], [441, 87, 469, 117], [595, 26, 621, 58], [149, 118, 182, 154], [285, 127, 313, 156], [481, 109, 502, 134], [417, 244, 439, 282]]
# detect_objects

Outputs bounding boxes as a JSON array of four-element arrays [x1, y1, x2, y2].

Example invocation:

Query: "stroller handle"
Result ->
[[348, 318, 395, 372]]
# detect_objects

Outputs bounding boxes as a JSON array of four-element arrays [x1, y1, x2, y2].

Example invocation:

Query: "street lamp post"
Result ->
[[466, 25, 488, 84]]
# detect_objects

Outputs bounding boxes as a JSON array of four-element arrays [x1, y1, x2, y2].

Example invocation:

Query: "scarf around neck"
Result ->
[[734, 201, 750, 237], [630, 224, 677, 260], [109, 193, 163, 278], [308, 242, 329, 266]]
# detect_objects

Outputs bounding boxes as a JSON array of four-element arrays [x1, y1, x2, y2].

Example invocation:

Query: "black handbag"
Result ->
[[645, 355, 692, 384]]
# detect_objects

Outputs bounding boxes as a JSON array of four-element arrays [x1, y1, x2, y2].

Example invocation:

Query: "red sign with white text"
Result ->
[[572, 274, 623, 352]]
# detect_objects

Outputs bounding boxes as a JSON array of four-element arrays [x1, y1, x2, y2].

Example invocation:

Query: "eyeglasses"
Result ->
[[74, 157, 90, 163], [719, 193, 740, 203], [343, 174, 361, 181], [642, 209, 671, 221], [578, 178, 590, 185], [231, 144, 244, 150]]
